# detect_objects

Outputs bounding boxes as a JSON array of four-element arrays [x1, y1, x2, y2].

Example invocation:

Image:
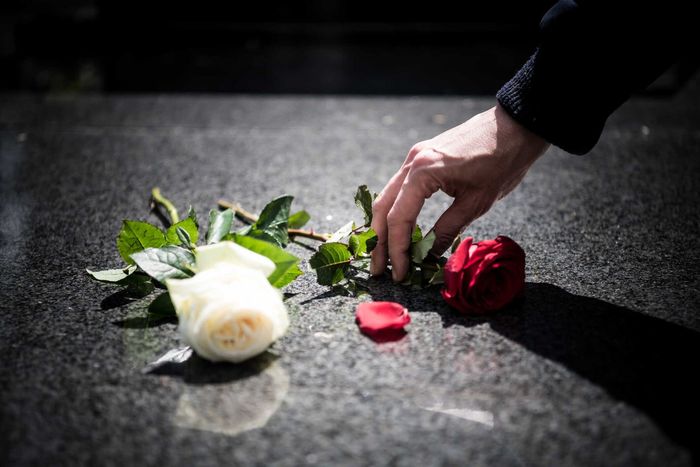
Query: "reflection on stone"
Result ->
[[421, 404, 495, 428], [119, 303, 181, 371], [313, 331, 334, 342], [173, 361, 289, 436]]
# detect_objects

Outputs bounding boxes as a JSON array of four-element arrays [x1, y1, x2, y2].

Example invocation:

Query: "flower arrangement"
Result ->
[[88, 186, 525, 363]]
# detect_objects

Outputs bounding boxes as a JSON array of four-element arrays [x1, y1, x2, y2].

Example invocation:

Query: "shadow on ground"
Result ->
[[146, 349, 279, 384], [369, 281, 700, 461]]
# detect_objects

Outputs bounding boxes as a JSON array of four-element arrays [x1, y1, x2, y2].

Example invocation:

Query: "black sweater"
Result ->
[[496, 0, 691, 154]]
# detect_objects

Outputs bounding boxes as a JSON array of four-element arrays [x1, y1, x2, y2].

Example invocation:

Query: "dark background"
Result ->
[[1, 0, 695, 95]]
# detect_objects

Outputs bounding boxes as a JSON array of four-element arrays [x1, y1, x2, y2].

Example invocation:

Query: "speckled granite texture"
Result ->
[[1, 81, 699, 466]]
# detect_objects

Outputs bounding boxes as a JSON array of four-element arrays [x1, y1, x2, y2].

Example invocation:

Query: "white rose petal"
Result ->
[[165, 264, 289, 363], [167, 264, 266, 320], [195, 241, 275, 278], [186, 299, 275, 362]]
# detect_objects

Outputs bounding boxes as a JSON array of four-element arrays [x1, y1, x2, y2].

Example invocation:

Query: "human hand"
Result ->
[[370, 104, 550, 282]]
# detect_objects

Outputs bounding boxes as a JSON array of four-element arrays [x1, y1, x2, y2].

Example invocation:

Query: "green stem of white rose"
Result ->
[[151, 187, 180, 226]]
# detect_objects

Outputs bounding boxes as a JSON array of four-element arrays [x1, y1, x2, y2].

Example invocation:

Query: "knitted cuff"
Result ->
[[496, 49, 602, 155]]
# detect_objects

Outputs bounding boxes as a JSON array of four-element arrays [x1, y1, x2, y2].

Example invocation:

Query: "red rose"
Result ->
[[441, 236, 525, 314]]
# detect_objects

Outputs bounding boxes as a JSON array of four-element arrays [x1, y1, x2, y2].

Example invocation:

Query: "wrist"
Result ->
[[494, 103, 550, 166]]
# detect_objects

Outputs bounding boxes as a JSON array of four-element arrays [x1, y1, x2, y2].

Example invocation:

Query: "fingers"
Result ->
[[370, 144, 425, 276], [428, 199, 474, 256], [428, 194, 494, 256], [370, 169, 407, 276], [387, 168, 437, 281]]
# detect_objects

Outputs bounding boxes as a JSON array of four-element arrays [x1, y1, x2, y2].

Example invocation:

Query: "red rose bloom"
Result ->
[[441, 236, 525, 314]]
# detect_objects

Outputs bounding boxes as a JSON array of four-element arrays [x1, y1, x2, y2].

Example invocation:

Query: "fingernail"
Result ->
[[392, 270, 399, 282]]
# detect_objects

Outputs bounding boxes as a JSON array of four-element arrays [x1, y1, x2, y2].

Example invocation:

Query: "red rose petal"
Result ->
[[444, 237, 473, 295], [446, 237, 473, 271], [355, 301, 411, 336]]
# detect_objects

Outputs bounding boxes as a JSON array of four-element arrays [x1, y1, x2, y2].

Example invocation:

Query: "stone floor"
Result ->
[[1, 79, 699, 466]]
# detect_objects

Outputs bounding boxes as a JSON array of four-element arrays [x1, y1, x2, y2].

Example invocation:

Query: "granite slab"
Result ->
[[1, 83, 699, 466]]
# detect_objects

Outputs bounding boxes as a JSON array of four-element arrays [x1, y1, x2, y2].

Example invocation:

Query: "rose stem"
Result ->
[[217, 199, 330, 242], [151, 187, 180, 227]]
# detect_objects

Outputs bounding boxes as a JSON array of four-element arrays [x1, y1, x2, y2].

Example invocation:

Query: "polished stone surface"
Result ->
[[1, 82, 699, 466]]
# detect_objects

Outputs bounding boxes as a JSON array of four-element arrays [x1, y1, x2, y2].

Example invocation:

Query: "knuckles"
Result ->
[[371, 196, 389, 218], [406, 141, 429, 161], [433, 229, 458, 253], [386, 209, 410, 231], [403, 146, 443, 179], [372, 142, 438, 240], [409, 151, 439, 172]]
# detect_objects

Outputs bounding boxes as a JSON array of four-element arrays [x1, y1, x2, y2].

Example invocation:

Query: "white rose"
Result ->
[[165, 242, 289, 363]]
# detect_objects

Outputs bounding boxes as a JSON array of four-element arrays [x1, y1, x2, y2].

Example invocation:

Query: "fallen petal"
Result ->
[[355, 301, 411, 337]]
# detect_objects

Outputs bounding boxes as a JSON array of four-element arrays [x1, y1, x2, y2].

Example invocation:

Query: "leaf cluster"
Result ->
[[307, 186, 378, 289], [88, 183, 449, 319], [88, 190, 306, 317], [308, 185, 447, 290]]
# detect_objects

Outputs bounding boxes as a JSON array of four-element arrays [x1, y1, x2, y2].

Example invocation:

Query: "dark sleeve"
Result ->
[[496, 0, 689, 154]]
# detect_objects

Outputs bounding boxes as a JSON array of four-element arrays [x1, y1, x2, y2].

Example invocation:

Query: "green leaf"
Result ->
[[400, 265, 420, 287], [206, 209, 233, 244], [86, 265, 137, 283], [130, 246, 195, 283], [410, 270, 424, 288], [411, 230, 436, 264], [288, 210, 311, 229], [230, 234, 303, 288], [348, 228, 377, 257], [166, 218, 199, 246], [247, 230, 281, 246], [365, 233, 378, 254], [176, 227, 194, 249], [411, 225, 423, 243], [354, 185, 375, 227], [236, 225, 252, 236], [427, 267, 445, 285], [248, 195, 294, 247], [86, 265, 153, 297], [450, 235, 462, 254], [187, 205, 199, 228], [331, 279, 369, 298], [117, 220, 166, 264], [148, 292, 176, 317], [309, 242, 353, 286], [327, 220, 355, 243]]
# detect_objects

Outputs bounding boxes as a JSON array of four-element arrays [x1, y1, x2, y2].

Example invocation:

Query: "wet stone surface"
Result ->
[[1, 84, 699, 466]]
